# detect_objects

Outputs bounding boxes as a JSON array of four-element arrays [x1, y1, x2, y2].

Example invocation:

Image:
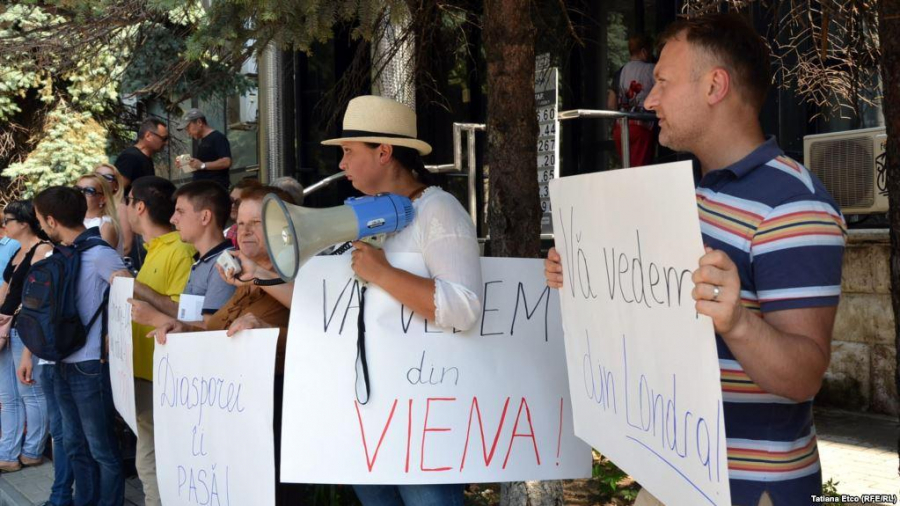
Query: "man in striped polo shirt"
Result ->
[[546, 13, 846, 506]]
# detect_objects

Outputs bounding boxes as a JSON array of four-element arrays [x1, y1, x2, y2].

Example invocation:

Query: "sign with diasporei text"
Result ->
[[549, 162, 731, 506], [280, 255, 591, 484], [153, 329, 278, 506], [109, 277, 138, 435]]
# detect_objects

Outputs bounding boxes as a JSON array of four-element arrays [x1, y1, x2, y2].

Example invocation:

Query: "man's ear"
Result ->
[[201, 208, 213, 226], [707, 67, 731, 106]]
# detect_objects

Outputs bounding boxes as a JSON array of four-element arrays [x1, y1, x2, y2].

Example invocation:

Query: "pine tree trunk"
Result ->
[[877, 0, 900, 464], [483, 0, 541, 259]]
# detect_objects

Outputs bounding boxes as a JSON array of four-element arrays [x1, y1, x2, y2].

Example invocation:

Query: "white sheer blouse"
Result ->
[[382, 186, 483, 331]]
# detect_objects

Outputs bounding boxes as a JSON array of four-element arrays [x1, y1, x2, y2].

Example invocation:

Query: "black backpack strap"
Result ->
[[87, 286, 110, 361]]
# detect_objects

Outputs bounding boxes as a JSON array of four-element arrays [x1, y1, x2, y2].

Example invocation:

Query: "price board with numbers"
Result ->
[[536, 67, 559, 234]]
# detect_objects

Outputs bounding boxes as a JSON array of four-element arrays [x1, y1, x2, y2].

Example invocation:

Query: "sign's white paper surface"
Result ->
[[108, 277, 137, 435], [549, 162, 731, 506], [280, 255, 591, 484], [153, 329, 278, 505]]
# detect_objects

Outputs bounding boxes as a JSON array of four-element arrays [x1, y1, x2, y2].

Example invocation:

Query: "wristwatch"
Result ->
[[200, 163, 207, 170]]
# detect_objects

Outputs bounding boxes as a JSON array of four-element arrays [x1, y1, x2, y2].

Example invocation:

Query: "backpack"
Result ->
[[16, 230, 110, 361]]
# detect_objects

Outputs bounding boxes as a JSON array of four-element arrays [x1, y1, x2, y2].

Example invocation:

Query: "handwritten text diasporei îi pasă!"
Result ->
[[158, 353, 248, 505]]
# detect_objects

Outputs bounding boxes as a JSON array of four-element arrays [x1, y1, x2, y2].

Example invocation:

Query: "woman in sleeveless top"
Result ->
[[76, 174, 121, 250], [0, 200, 52, 471]]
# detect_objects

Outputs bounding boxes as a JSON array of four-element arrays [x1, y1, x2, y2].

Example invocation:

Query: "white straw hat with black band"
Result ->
[[321, 95, 432, 156]]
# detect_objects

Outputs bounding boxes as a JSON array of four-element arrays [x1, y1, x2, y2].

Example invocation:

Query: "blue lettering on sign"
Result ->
[[580, 333, 724, 505], [157, 354, 246, 426], [177, 463, 230, 505]]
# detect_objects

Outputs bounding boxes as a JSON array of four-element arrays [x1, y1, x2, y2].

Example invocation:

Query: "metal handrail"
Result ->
[[558, 109, 657, 168], [302, 172, 347, 195]]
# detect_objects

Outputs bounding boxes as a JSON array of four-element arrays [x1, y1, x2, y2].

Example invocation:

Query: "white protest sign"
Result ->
[[108, 277, 137, 435], [281, 255, 591, 484], [549, 162, 730, 506], [153, 329, 278, 506]]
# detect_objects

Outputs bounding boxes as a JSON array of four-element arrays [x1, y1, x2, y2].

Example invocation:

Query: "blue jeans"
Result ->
[[0, 330, 50, 461], [353, 484, 465, 506], [54, 360, 123, 506], [42, 363, 83, 506]]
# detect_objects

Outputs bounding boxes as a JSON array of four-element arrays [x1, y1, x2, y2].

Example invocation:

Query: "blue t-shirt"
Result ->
[[696, 137, 846, 505]]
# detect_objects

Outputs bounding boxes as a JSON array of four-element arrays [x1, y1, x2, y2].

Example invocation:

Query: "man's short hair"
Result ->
[[138, 118, 166, 141], [173, 180, 231, 230], [659, 13, 772, 110], [271, 177, 304, 206], [628, 34, 653, 57], [240, 186, 296, 206], [33, 187, 87, 228], [131, 176, 176, 227]]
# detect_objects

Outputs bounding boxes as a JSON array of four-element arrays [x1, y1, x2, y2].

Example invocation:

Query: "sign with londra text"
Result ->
[[549, 162, 731, 506]]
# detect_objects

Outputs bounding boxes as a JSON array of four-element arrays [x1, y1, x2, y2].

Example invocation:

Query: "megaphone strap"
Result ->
[[355, 285, 371, 405]]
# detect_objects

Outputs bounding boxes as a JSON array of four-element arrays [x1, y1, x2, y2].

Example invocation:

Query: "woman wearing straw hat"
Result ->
[[323, 95, 483, 506]]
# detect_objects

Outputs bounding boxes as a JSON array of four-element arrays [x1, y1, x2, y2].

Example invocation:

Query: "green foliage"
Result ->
[[183, 0, 409, 58], [120, 23, 254, 103], [607, 12, 630, 83], [5, 102, 108, 196], [822, 479, 846, 505], [593, 453, 640, 503], [0, 4, 129, 120]]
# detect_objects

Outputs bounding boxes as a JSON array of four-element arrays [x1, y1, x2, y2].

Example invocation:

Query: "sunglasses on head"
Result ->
[[74, 186, 99, 197], [97, 173, 116, 183]]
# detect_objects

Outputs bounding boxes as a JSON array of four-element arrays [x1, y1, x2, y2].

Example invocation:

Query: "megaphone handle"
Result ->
[[355, 285, 371, 404]]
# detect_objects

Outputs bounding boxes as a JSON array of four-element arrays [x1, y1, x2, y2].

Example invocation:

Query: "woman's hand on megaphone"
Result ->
[[351, 241, 392, 285]]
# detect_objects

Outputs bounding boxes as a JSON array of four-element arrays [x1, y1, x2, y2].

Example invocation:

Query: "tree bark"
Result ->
[[483, 0, 541, 259], [877, 0, 900, 465], [484, 0, 561, 503]]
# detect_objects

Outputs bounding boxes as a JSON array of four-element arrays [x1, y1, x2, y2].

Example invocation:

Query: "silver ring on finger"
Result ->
[[712, 285, 720, 302]]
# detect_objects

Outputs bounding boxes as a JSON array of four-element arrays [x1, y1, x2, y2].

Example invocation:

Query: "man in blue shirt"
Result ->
[[34, 187, 127, 506], [547, 13, 845, 506]]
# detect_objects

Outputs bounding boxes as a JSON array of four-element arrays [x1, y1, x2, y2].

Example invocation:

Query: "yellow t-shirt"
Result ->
[[132, 231, 196, 381]]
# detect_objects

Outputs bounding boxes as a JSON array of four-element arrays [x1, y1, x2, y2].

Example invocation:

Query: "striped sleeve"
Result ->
[[749, 197, 846, 312]]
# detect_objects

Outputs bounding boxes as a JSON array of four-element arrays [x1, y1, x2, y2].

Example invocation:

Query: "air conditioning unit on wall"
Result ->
[[803, 127, 887, 214]]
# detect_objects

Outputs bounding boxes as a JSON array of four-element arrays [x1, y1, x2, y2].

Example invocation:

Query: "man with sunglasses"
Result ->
[[115, 118, 168, 192]]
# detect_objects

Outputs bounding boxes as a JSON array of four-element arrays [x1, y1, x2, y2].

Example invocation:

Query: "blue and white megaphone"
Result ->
[[262, 193, 415, 281]]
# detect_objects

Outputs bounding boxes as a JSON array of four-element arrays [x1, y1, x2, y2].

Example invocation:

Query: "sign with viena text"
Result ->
[[549, 162, 731, 506], [280, 255, 592, 484]]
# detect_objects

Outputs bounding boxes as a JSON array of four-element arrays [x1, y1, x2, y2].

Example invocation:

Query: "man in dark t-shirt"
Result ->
[[115, 118, 168, 189], [176, 109, 232, 188]]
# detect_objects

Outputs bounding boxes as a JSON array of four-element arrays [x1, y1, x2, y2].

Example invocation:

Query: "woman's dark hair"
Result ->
[[5, 200, 49, 240], [365, 143, 435, 187]]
